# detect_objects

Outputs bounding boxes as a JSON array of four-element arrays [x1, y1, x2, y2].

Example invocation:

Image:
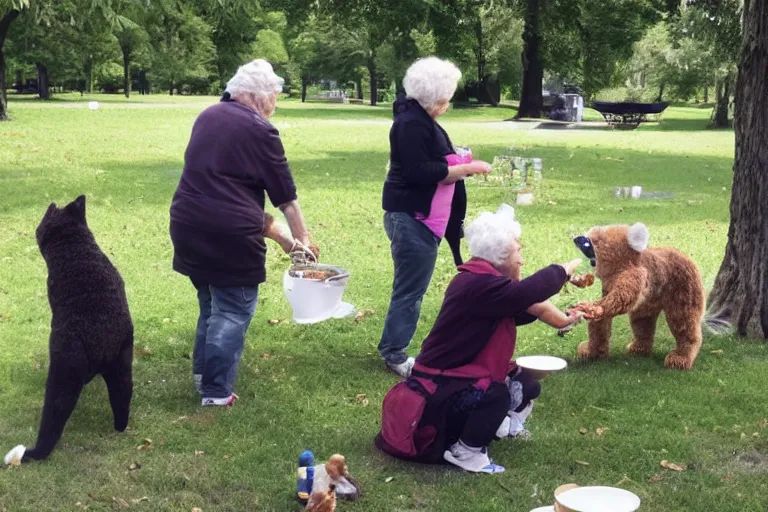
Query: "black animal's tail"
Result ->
[[22, 367, 86, 462]]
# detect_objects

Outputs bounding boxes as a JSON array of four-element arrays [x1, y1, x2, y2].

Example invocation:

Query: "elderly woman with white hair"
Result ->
[[170, 59, 314, 407], [375, 205, 583, 473], [379, 57, 492, 377]]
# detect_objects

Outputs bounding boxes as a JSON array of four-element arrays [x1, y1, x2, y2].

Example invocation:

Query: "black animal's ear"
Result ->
[[65, 195, 87, 222], [44, 202, 57, 217]]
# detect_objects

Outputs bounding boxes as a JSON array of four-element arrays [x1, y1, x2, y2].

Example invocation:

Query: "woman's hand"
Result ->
[[560, 258, 583, 277], [441, 161, 491, 184]]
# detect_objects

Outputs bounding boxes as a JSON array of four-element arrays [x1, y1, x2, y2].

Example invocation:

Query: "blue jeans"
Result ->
[[378, 212, 439, 365], [192, 282, 258, 398]]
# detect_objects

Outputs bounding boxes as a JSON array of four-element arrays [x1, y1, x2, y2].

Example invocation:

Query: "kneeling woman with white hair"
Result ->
[[375, 205, 583, 473]]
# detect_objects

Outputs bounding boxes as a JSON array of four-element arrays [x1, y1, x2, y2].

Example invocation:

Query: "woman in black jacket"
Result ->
[[379, 57, 491, 377]]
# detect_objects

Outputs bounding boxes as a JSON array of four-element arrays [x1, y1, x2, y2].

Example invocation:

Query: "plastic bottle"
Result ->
[[296, 450, 315, 505]]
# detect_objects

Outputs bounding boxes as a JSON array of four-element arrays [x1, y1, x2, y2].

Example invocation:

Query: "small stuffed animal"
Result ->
[[4, 195, 134, 465], [305, 484, 336, 512], [569, 222, 727, 370], [310, 454, 361, 501]]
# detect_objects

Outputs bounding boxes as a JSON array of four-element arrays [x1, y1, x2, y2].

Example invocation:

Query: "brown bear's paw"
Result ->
[[664, 351, 694, 371], [627, 340, 653, 357], [577, 341, 608, 361]]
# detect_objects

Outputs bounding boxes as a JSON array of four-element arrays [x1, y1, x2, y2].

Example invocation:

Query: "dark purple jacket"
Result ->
[[417, 260, 568, 370], [383, 97, 468, 266], [169, 98, 297, 287]]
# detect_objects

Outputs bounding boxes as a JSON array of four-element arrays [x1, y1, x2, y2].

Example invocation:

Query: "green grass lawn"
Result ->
[[0, 95, 766, 512]]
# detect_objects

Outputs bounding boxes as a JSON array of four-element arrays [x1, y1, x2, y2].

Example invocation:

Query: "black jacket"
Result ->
[[382, 97, 467, 266]]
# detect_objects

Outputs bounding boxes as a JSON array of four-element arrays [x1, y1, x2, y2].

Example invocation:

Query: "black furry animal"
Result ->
[[3, 195, 133, 465]]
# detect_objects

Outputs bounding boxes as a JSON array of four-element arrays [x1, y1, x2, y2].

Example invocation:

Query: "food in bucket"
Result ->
[[288, 268, 340, 281]]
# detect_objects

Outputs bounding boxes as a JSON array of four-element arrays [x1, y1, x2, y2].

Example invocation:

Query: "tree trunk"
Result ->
[[704, 84, 709, 103], [301, 75, 307, 103], [355, 77, 363, 100], [516, 0, 543, 118], [707, 0, 768, 339], [86, 59, 93, 94], [169, 79, 174, 96], [712, 72, 732, 128], [36, 63, 50, 100], [367, 52, 377, 107], [122, 47, 131, 99], [656, 82, 665, 103], [0, 9, 21, 121]]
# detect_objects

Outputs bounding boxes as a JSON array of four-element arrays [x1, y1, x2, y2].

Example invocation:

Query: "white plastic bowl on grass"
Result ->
[[515, 355, 568, 380], [555, 486, 641, 512]]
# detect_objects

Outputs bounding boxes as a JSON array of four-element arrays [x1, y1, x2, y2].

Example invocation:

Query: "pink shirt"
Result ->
[[415, 153, 471, 238]]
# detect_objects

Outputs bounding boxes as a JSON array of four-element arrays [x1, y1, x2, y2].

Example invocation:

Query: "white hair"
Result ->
[[225, 59, 284, 98], [465, 204, 522, 267], [403, 57, 462, 110]]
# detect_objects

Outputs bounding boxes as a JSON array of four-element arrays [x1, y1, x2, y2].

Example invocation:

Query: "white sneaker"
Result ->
[[4, 445, 26, 466], [498, 401, 534, 439], [386, 357, 415, 378], [193, 374, 202, 394], [201, 394, 238, 407], [444, 441, 505, 474]]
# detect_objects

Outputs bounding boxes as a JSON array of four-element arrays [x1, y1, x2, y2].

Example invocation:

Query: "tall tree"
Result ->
[[707, 0, 767, 339], [145, 2, 216, 95], [0, 0, 24, 120], [516, 0, 543, 116], [320, 0, 427, 106], [1, 0, 123, 119], [682, 0, 741, 127], [115, 9, 148, 98]]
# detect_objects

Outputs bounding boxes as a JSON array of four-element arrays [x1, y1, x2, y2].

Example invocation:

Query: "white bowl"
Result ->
[[282, 264, 354, 324], [516, 355, 567, 372], [556, 486, 640, 512]]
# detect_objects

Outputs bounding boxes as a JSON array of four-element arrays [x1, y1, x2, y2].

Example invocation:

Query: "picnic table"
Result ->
[[591, 101, 670, 130]]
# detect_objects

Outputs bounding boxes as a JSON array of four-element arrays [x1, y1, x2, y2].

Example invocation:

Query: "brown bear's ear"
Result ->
[[627, 223, 649, 252]]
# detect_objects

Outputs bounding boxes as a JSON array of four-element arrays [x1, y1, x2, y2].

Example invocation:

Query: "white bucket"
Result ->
[[282, 264, 355, 324]]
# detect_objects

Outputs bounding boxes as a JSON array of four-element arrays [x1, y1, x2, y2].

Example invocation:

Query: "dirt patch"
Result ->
[[736, 450, 768, 473]]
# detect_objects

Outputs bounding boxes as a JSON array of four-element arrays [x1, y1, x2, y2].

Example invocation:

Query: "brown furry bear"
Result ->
[[570, 222, 724, 370]]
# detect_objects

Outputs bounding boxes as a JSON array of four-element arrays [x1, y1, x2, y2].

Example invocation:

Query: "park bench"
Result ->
[[591, 101, 670, 130]]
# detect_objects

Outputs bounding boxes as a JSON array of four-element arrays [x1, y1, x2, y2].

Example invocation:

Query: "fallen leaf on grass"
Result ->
[[615, 476, 633, 486], [137, 439, 153, 451], [261, 353, 272, 360], [759, 418, 768, 428], [112, 497, 130, 508], [195, 450, 205, 457], [128, 462, 141, 471], [721, 472, 734, 482], [575, 460, 590, 466], [710, 349, 724, 355], [740, 432, 748, 440], [579, 428, 588, 435], [596, 427, 608, 436], [192, 508, 202, 512], [268, 319, 281, 325], [648, 474, 665, 483], [355, 394, 369, 406], [131, 497, 149, 504], [354, 309, 376, 323], [385, 477, 394, 483], [171, 416, 189, 424], [136, 346, 153, 358], [660, 460, 686, 472]]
